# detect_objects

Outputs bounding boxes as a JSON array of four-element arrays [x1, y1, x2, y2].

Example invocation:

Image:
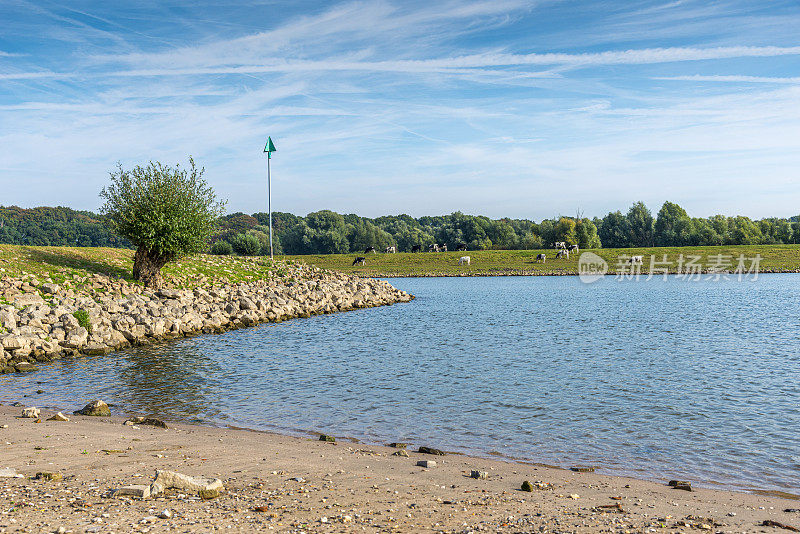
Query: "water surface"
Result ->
[[2, 274, 799, 493]]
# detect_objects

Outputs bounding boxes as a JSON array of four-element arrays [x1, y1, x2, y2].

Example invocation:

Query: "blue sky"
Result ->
[[1, 1, 799, 220]]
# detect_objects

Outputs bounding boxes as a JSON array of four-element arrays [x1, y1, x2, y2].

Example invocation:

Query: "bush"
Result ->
[[210, 241, 233, 255], [99, 157, 226, 288], [72, 309, 92, 333], [231, 233, 261, 256]]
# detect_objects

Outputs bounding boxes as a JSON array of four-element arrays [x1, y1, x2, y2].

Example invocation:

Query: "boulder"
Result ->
[[15, 362, 38, 373], [75, 399, 111, 416], [153, 470, 224, 496], [47, 412, 69, 422], [22, 406, 40, 418], [40, 283, 61, 295]]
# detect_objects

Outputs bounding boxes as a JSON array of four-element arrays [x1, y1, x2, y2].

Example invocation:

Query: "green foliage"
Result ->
[[210, 240, 233, 255], [99, 158, 225, 260], [231, 233, 261, 256], [72, 309, 91, 333], [0, 206, 128, 247]]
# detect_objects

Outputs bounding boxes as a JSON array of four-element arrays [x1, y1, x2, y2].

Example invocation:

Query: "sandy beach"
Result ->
[[0, 405, 798, 533]]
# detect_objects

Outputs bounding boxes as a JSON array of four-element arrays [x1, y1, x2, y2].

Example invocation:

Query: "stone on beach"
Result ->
[[47, 412, 69, 422], [75, 399, 111, 416], [125, 416, 168, 428], [668, 480, 692, 491], [113, 484, 156, 500], [416, 460, 437, 468], [471, 470, 488, 479], [319, 434, 336, 442], [418, 446, 445, 455], [21, 406, 40, 418], [35, 471, 62, 481], [392, 449, 409, 457], [0, 467, 23, 478], [153, 469, 224, 496]]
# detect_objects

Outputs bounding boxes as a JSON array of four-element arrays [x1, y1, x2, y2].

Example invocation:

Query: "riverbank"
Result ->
[[0, 245, 412, 375], [285, 244, 800, 277], [1, 404, 798, 533]]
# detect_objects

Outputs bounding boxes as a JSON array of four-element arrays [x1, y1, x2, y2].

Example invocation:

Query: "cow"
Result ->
[[440, 244, 448, 252], [556, 249, 569, 259], [352, 257, 366, 266], [458, 256, 470, 265], [364, 246, 376, 254], [629, 255, 643, 264], [536, 253, 546, 263], [411, 244, 422, 253], [554, 241, 566, 250], [568, 244, 579, 253], [384, 246, 396, 253], [428, 243, 440, 252], [456, 243, 467, 251]]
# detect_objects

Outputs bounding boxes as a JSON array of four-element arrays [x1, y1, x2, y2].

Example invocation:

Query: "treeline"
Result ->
[[2, 202, 799, 255], [211, 201, 800, 255], [0, 206, 129, 248]]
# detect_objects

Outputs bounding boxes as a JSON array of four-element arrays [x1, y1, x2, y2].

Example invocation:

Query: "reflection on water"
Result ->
[[2, 274, 799, 493]]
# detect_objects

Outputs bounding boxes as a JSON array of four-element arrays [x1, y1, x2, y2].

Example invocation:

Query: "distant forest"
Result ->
[[1, 203, 799, 255]]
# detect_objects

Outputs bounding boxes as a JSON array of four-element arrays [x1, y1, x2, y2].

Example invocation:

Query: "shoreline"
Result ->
[[7, 395, 799, 501], [1, 404, 799, 533], [0, 258, 413, 375]]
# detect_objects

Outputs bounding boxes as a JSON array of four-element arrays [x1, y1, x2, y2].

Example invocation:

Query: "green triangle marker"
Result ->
[[264, 136, 276, 155]]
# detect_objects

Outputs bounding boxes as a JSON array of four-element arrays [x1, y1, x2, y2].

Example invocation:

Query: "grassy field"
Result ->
[[0, 245, 296, 292], [1, 244, 797, 290], [284, 244, 800, 277]]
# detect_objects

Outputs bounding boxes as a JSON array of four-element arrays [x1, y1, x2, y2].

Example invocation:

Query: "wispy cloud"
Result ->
[[1, 0, 800, 219]]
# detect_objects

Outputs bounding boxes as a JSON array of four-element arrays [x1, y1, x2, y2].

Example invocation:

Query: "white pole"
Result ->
[[268, 154, 273, 260]]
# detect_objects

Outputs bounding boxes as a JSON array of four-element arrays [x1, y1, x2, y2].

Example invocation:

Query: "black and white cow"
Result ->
[[352, 256, 366, 266]]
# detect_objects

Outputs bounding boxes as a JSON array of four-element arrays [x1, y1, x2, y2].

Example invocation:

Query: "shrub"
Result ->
[[99, 157, 226, 288], [231, 233, 261, 256], [210, 241, 233, 255], [72, 309, 92, 333]]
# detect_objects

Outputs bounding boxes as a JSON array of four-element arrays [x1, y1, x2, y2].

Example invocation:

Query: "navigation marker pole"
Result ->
[[264, 136, 277, 260]]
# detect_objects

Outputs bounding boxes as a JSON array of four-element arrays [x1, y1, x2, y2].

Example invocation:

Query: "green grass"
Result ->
[[283, 244, 800, 277], [0, 245, 302, 293]]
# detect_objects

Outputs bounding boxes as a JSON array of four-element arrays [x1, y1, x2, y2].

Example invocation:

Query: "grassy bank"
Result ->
[[284, 244, 800, 277], [0, 244, 290, 293]]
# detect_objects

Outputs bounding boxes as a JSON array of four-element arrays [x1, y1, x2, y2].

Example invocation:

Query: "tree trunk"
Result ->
[[133, 245, 171, 289]]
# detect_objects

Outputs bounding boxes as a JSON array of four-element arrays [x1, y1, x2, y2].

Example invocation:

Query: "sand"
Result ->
[[0, 404, 798, 533]]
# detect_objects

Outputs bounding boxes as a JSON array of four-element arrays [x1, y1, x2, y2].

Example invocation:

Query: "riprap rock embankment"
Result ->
[[0, 262, 412, 374]]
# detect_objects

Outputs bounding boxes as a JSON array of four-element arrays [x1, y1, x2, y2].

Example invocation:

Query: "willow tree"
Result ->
[[100, 158, 225, 288]]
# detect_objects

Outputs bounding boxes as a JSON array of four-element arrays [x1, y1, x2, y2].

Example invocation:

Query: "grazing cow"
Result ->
[[554, 241, 566, 250], [440, 244, 448, 252], [458, 256, 471, 265], [536, 253, 546, 263], [456, 243, 467, 251], [629, 255, 643, 264], [568, 244, 579, 253], [365, 246, 376, 254], [411, 244, 422, 253], [428, 243, 440, 252], [556, 249, 569, 259], [384, 246, 396, 253], [352, 256, 366, 266]]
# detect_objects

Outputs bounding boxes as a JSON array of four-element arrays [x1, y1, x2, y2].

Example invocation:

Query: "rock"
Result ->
[[761, 520, 800, 532], [22, 406, 40, 418], [35, 471, 62, 481], [158, 509, 172, 519], [470, 470, 488, 479], [153, 470, 224, 496], [388, 442, 408, 449], [15, 362, 37, 373], [113, 484, 154, 499], [668, 480, 692, 491], [40, 283, 61, 295], [570, 466, 595, 472], [319, 434, 336, 442], [47, 412, 69, 422], [1, 335, 24, 350], [75, 399, 111, 416], [418, 446, 445, 455], [393, 449, 409, 457], [199, 488, 220, 500], [416, 460, 436, 468], [125, 416, 168, 429], [11, 293, 44, 306], [0, 467, 23, 478], [521, 480, 533, 492]]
